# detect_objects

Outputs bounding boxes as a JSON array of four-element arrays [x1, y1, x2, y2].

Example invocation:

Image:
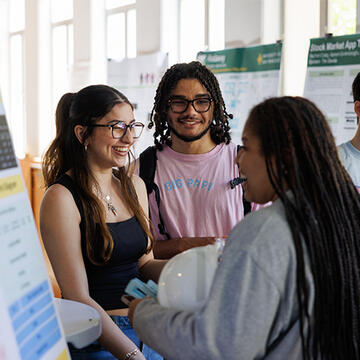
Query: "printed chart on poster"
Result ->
[[304, 34, 360, 145], [0, 93, 70, 359], [107, 52, 168, 157], [197, 43, 282, 144]]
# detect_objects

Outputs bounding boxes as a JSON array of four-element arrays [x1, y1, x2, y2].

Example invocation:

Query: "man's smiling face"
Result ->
[[166, 78, 214, 143]]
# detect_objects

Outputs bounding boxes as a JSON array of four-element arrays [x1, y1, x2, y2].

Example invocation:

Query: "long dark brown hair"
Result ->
[[247, 96, 360, 359], [42, 85, 153, 265], [149, 61, 233, 150]]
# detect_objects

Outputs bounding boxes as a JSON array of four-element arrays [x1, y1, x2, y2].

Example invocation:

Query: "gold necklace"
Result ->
[[103, 194, 118, 216]]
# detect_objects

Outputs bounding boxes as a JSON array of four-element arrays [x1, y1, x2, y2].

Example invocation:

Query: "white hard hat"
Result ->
[[157, 243, 222, 311]]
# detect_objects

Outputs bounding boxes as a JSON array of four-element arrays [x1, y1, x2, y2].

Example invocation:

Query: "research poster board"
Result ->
[[304, 34, 360, 145], [0, 93, 70, 359], [107, 52, 169, 156], [197, 43, 282, 144]]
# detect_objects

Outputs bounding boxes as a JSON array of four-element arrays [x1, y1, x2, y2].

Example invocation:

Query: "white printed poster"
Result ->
[[107, 52, 169, 156], [0, 92, 70, 360], [198, 43, 282, 144], [304, 34, 360, 145]]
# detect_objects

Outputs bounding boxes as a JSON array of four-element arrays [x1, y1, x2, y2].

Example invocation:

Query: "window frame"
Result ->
[[168, 0, 225, 63], [49, 11, 74, 148], [105, 2, 137, 60], [324, 0, 358, 36], [8, 26, 26, 157]]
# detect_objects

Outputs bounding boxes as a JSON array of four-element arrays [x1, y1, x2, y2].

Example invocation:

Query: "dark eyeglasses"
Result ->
[[168, 97, 212, 113], [89, 121, 144, 139]]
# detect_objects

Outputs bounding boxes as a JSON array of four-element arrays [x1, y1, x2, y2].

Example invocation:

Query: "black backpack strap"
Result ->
[[236, 144, 252, 216], [242, 190, 251, 216], [139, 146, 170, 239], [139, 146, 157, 195], [152, 182, 170, 239]]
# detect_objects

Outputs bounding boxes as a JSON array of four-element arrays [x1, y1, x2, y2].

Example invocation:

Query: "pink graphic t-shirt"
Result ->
[[137, 143, 246, 240]]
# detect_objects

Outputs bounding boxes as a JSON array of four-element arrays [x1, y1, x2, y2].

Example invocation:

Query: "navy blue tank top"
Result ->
[[54, 174, 148, 310]]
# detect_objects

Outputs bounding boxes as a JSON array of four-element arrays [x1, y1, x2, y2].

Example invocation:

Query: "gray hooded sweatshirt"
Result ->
[[134, 198, 314, 360]]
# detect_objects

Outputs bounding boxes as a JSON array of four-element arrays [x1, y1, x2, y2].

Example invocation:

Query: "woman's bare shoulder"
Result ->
[[131, 173, 145, 188], [41, 183, 80, 221]]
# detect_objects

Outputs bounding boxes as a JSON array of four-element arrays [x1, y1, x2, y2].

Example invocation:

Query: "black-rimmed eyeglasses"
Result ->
[[89, 121, 145, 139], [168, 97, 213, 114]]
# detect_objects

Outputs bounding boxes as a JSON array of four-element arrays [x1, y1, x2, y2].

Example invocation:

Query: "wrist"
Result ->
[[176, 237, 183, 254], [123, 348, 140, 360]]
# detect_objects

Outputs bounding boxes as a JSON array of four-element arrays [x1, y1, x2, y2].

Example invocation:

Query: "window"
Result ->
[[106, 0, 137, 60], [52, 24, 73, 107], [46, 0, 74, 153], [8, 0, 25, 157], [106, 0, 136, 9], [161, 0, 224, 64], [328, 0, 357, 35]]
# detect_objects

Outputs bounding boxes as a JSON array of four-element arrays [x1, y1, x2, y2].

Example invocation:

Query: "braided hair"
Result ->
[[247, 96, 360, 359], [149, 61, 232, 150]]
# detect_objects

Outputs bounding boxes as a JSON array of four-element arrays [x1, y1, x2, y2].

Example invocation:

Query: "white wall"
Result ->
[[225, 0, 262, 47], [283, 0, 320, 95], [137, 0, 161, 55], [72, 0, 107, 91], [25, 0, 41, 156], [261, 0, 282, 44]]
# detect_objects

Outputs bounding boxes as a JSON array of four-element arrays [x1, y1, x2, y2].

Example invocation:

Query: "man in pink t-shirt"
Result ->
[[137, 61, 255, 259]]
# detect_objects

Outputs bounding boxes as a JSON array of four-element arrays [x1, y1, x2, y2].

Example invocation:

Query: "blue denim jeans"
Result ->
[[69, 315, 163, 360]]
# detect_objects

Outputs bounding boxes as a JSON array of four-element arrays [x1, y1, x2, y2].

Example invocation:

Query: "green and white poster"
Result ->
[[304, 34, 360, 145], [198, 43, 282, 143]]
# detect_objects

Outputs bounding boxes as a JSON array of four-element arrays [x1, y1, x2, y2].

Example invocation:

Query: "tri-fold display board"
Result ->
[[197, 42, 283, 144], [304, 33, 360, 145]]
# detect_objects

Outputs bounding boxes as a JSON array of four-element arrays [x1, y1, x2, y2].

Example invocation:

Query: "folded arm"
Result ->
[[153, 237, 216, 259]]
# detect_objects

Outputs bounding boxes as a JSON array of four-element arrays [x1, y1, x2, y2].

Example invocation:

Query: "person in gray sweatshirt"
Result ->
[[129, 96, 360, 360]]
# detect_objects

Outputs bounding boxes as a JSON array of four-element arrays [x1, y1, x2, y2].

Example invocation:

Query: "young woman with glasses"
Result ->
[[40, 84, 165, 360]]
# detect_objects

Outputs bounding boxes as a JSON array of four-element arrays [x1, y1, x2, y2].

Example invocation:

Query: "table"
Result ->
[[55, 298, 101, 349]]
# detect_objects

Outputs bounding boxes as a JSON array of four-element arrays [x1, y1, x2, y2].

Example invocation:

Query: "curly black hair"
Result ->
[[148, 61, 233, 150]]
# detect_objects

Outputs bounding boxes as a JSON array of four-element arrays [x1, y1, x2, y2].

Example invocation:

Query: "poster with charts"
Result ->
[[107, 52, 168, 157], [197, 43, 282, 144], [304, 34, 360, 145], [0, 92, 70, 360]]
